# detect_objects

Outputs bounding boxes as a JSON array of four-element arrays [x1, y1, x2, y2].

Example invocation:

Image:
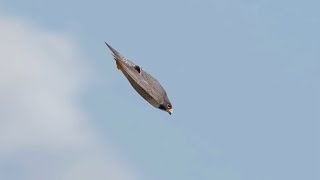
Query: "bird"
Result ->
[[105, 42, 173, 115]]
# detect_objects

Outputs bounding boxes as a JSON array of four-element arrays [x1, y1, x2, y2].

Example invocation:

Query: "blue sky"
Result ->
[[0, 0, 319, 180]]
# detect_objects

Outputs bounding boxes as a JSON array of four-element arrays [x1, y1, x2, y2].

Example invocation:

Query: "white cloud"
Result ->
[[0, 14, 137, 180]]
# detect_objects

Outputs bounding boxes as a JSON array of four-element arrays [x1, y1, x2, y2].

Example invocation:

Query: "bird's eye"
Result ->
[[167, 104, 172, 109]]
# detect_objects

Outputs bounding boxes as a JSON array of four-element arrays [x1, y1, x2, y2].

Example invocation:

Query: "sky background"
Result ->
[[0, 0, 319, 180]]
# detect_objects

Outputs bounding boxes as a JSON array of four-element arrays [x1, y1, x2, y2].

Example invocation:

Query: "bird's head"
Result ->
[[159, 103, 173, 115]]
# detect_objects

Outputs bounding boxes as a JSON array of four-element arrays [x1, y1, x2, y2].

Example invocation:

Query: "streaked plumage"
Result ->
[[105, 42, 173, 115]]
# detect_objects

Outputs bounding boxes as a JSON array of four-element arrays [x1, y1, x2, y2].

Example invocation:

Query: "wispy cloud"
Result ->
[[0, 14, 137, 180]]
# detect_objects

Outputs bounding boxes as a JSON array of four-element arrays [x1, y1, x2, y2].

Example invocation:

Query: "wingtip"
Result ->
[[104, 42, 115, 52], [106, 42, 118, 50], [104, 42, 111, 48], [104, 42, 121, 61]]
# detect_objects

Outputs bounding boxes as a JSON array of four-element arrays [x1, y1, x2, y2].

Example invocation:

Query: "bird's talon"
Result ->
[[116, 61, 122, 70]]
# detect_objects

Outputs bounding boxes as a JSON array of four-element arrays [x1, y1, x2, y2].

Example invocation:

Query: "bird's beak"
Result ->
[[167, 108, 173, 115]]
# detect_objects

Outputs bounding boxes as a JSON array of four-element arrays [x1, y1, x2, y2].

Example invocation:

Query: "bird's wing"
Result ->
[[141, 70, 167, 104], [119, 61, 149, 88], [105, 42, 161, 102]]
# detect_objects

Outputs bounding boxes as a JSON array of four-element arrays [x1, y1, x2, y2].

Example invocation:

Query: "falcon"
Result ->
[[105, 42, 173, 115]]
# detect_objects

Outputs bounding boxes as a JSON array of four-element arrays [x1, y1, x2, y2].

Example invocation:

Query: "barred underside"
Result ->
[[122, 70, 160, 108]]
